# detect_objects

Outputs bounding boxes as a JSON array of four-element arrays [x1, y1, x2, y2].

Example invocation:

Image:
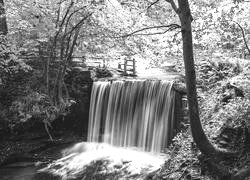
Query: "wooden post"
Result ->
[[103, 59, 105, 68], [124, 59, 127, 75], [132, 58, 136, 76]]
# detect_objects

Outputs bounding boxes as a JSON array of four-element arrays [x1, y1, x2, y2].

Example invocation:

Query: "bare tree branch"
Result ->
[[147, 0, 161, 10], [117, 24, 181, 38], [65, 6, 87, 28], [233, 21, 250, 55], [45, 0, 74, 93], [172, 30, 181, 41], [59, 0, 74, 28], [64, 12, 93, 37], [165, 0, 180, 14], [127, 27, 180, 36], [55, 1, 62, 28]]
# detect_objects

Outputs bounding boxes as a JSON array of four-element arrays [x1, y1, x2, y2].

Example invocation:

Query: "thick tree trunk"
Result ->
[[0, 0, 7, 35], [177, 0, 218, 157]]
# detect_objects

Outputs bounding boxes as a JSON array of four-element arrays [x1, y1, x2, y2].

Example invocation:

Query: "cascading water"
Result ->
[[39, 79, 179, 179], [88, 80, 176, 153]]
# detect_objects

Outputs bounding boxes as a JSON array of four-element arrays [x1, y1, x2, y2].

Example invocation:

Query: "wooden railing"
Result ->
[[118, 58, 136, 76]]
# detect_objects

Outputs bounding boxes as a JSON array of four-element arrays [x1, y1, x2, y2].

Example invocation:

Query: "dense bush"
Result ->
[[93, 67, 113, 79], [0, 37, 75, 138], [0, 36, 34, 130], [0, 36, 33, 105], [197, 59, 242, 90], [8, 92, 74, 137]]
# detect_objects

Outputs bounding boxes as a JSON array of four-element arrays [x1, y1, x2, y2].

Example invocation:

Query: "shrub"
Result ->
[[9, 92, 75, 139], [197, 59, 242, 90], [93, 67, 113, 78]]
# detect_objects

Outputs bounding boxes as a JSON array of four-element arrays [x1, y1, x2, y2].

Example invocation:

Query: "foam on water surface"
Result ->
[[40, 142, 169, 179]]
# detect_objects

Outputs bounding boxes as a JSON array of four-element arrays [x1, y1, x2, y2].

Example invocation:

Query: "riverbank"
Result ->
[[0, 131, 84, 168]]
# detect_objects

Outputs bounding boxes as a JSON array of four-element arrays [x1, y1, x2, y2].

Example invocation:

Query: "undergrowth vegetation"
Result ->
[[160, 59, 250, 179], [0, 37, 74, 139], [196, 59, 242, 90]]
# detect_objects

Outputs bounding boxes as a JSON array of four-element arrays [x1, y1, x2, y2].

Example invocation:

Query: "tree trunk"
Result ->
[[177, 0, 218, 157], [0, 0, 7, 35]]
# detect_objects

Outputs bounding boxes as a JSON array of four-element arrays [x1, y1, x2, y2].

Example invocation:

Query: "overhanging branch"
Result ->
[[165, 0, 180, 14], [147, 0, 161, 10], [233, 21, 250, 55], [64, 12, 93, 37], [130, 29, 180, 36], [118, 24, 181, 38]]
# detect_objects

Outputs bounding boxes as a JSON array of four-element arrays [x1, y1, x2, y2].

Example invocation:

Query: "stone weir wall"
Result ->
[[53, 68, 93, 135], [173, 91, 185, 141]]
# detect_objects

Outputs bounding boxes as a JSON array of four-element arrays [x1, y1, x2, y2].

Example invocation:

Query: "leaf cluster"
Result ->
[[196, 58, 242, 90]]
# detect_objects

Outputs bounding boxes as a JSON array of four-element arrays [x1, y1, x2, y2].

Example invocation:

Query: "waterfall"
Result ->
[[87, 80, 176, 153]]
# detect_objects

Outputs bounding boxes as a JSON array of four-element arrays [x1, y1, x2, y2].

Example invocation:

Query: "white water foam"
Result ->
[[40, 142, 168, 179]]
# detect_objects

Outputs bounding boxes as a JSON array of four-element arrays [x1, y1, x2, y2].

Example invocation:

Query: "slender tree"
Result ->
[[165, 0, 219, 156], [124, 0, 220, 157]]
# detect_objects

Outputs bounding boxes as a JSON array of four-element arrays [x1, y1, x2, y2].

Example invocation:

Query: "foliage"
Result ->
[[0, 34, 75, 138], [199, 73, 250, 141], [8, 91, 74, 137], [0, 0, 250, 178], [196, 58, 242, 90], [93, 67, 113, 78], [158, 130, 211, 179], [0, 35, 33, 105], [158, 72, 250, 179], [9, 93, 50, 128], [218, 98, 250, 129], [191, 0, 250, 58]]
